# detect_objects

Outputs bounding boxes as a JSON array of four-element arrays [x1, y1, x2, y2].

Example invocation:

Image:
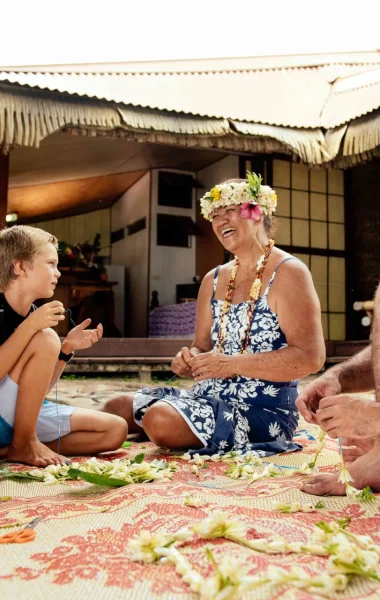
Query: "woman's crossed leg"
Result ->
[[102, 394, 203, 450]]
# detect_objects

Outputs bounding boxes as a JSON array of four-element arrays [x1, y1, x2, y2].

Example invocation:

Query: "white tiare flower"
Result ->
[[267, 539, 288, 553], [345, 484, 361, 499], [128, 530, 174, 563], [174, 527, 194, 542], [338, 465, 353, 485], [199, 553, 250, 600], [293, 461, 319, 475], [193, 511, 247, 541], [210, 454, 221, 461]]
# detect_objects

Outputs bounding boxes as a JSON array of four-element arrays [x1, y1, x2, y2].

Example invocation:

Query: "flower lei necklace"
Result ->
[[216, 239, 274, 354]]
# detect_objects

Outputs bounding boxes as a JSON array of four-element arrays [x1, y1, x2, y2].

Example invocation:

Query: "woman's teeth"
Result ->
[[221, 228, 236, 238]]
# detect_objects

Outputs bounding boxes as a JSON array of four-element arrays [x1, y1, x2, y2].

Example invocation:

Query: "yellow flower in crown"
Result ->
[[210, 186, 221, 202]]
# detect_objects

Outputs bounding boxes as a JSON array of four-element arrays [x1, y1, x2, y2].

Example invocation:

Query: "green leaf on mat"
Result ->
[[68, 468, 130, 487], [132, 453, 145, 464], [0, 467, 44, 482], [121, 441, 132, 448], [0, 496, 12, 502]]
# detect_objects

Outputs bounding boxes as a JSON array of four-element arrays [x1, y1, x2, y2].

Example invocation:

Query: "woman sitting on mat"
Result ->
[[103, 172, 325, 455]]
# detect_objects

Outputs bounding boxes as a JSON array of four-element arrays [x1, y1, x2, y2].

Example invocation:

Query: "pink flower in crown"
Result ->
[[240, 202, 263, 221]]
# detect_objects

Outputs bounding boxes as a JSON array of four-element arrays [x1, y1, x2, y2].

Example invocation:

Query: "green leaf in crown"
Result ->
[[246, 171, 262, 200]]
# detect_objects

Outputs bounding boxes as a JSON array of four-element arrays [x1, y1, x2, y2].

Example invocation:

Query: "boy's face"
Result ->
[[25, 242, 61, 299]]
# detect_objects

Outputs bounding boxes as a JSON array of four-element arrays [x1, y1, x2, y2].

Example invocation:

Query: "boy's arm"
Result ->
[[0, 301, 66, 380]]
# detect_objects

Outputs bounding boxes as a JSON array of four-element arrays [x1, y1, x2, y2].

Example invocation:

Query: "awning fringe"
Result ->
[[1, 82, 380, 167]]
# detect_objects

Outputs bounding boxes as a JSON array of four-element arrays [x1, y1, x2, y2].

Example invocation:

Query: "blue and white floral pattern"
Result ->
[[133, 259, 302, 456]]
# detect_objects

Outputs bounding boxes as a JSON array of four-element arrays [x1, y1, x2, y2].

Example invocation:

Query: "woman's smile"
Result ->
[[220, 227, 236, 239]]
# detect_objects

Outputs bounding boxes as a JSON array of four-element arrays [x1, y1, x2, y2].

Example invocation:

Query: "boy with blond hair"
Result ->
[[0, 225, 127, 467]]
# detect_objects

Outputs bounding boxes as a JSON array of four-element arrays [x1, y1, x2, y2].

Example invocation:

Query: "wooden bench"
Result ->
[[63, 338, 371, 381], [63, 338, 192, 382]]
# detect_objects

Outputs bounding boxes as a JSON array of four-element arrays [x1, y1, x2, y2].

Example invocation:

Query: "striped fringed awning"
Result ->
[[1, 82, 380, 167], [116, 108, 332, 164], [117, 106, 230, 136], [0, 84, 121, 151], [231, 121, 337, 165]]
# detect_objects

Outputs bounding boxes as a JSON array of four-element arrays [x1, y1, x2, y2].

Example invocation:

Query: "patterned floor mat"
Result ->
[[0, 421, 379, 599]]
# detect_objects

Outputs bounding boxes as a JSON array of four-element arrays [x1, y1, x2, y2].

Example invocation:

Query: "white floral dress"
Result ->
[[133, 257, 302, 456]]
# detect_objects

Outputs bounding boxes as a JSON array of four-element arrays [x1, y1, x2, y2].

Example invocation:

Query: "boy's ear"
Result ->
[[12, 260, 28, 277]]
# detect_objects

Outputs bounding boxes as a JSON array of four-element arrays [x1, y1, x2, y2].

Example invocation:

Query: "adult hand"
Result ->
[[28, 301, 65, 332], [62, 320, 103, 353], [190, 351, 236, 381], [316, 395, 380, 439], [171, 347, 197, 378], [295, 372, 342, 424]]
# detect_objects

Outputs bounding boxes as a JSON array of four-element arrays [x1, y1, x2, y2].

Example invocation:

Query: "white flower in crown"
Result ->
[[200, 171, 277, 221]]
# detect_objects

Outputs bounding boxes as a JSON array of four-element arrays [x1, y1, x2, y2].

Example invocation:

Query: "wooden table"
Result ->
[[52, 275, 118, 336]]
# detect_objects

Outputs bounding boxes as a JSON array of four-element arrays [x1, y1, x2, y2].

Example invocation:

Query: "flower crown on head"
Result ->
[[200, 171, 277, 222]]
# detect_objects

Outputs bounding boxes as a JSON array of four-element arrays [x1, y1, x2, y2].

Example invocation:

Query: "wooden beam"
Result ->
[[0, 153, 9, 228]]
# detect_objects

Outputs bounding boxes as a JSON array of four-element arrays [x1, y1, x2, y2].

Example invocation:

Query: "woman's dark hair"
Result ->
[[220, 178, 279, 238]]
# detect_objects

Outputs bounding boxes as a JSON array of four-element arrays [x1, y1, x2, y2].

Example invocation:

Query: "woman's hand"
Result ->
[[190, 351, 236, 381], [171, 347, 200, 378], [61, 319, 103, 353]]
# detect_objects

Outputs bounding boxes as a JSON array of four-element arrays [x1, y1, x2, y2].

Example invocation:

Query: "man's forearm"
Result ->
[[328, 345, 374, 393]]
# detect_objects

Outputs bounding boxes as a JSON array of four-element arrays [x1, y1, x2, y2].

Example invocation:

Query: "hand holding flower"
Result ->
[[316, 395, 380, 439]]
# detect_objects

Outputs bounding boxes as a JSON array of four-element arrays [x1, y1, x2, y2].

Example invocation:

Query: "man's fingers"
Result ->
[[318, 395, 344, 409], [295, 398, 314, 422], [316, 406, 337, 423], [97, 324, 103, 339]]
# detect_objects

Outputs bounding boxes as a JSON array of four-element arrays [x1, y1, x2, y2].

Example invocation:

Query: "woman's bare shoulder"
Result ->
[[274, 255, 312, 288]]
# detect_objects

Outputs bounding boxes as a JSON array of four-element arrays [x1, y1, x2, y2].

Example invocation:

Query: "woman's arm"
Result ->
[[171, 270, 214, 377], [191, 260, 326, 382]]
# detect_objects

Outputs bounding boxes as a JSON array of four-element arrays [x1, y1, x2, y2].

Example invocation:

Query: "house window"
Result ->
[[243, 157, 346, 340], [158, 172, 194, 208], [157, 214, 197, 247]]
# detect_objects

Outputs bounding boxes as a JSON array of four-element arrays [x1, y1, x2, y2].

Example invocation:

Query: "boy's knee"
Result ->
[[32, 328, 61, 355]]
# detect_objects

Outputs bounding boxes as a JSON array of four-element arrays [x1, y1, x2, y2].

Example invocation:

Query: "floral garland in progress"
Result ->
[[128, 511, 380, 598], [216, 239, 274, 353]]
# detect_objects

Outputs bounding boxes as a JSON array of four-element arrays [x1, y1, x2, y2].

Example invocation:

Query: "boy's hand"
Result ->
[[62, 319, 103, 353], [28, 301, 65, 332]]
